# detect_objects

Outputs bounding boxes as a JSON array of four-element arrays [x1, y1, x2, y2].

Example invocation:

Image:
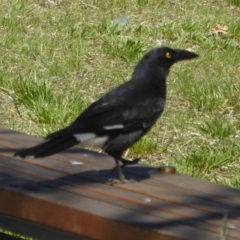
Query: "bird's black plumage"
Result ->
[[14, 47, 198, 183]]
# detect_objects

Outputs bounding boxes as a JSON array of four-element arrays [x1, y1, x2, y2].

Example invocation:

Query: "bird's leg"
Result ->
[[114, 157, 125, 183], [109, 157, 135, 184]]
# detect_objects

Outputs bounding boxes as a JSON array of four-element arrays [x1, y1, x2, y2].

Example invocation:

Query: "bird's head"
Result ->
[[133, 47, 198, 82], [148, 47, 198, 68]]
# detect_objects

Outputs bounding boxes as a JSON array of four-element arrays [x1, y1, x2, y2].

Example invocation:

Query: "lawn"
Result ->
[[1, 0, 240, 190]]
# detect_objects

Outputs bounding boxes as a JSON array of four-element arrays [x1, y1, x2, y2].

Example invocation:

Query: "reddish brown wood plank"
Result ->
[[1, 152, 240, 233], [0, 157, 231, 237], [2, 145, 240, 228], [1, 130, 239, 220], [0, 128, 240, 239], [0, 166, 220, 240]]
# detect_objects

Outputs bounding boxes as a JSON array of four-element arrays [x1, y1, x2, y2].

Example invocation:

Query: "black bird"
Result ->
[[14, 47, 198, 183]]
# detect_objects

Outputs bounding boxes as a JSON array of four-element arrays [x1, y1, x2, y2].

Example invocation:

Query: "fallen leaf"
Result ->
[[209, 24, 228, 37]]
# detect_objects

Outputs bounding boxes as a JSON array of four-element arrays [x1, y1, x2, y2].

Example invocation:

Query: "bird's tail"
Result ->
[[14, 136, 78, 158]]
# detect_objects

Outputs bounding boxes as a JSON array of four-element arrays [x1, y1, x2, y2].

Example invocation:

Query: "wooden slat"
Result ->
[[0, 158, 226, 236], [0, 155, 239, 231], [0, 128, 240, 240], [0, 213, 86, 240], [0, 157, 223, 240]]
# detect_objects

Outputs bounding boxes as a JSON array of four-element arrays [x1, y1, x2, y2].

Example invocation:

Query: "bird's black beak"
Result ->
[[174, 49, 198, 62]]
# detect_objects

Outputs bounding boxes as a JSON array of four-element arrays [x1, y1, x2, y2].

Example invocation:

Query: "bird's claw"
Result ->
[[108, 178, 135, 185]]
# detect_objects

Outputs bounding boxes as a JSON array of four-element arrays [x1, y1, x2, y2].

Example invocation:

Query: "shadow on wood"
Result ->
[[0, 128, 240, 240]]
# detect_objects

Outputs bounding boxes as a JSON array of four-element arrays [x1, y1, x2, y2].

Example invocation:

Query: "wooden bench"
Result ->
[[0, 128, 240, 240]]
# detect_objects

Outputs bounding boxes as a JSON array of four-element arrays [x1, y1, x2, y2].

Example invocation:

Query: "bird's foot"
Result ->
[[108, 178, 135, 185]]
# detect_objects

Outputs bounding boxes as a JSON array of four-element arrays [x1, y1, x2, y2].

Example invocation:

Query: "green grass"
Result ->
[[227, 0, 240, 6], [1, 0, 240, 186], [0, 229, 34, 240]]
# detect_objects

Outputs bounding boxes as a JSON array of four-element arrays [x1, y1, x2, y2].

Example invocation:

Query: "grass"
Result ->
[[0, 229, 34, 240], [0, 1, 240, 238], [0, 0, 240, 192]]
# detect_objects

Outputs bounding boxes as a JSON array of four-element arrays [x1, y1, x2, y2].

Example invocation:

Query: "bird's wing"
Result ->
[[46, 95, 165, 139]]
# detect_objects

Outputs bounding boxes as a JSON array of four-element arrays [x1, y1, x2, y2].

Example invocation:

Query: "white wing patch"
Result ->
[[73, 133, 108, 148], [104, 124, 124, 130], [74, 133, 96, 142]]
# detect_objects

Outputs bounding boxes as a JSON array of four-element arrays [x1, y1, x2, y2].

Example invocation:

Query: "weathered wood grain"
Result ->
[[0, 128, 239, 240]]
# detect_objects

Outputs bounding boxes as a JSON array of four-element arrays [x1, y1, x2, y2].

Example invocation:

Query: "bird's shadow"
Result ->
[[2, 148, 240, 239], [7, 165, 154, 192], [0, 145, 154, 191]]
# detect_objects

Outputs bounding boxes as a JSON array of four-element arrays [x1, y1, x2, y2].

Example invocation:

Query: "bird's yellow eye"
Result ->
[[165, 52, 172, 59]]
